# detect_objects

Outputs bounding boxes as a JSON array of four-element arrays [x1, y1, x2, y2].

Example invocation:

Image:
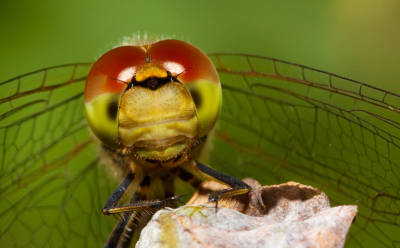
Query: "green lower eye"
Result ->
[[186, 80, 222, 138], [85, 93, 120, 148]]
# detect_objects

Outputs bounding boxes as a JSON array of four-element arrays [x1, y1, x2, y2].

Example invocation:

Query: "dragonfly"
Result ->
[[0, 39, 399, 248]]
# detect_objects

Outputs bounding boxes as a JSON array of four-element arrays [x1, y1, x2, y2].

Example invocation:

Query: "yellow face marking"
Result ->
[[135, 63, 168, 82]]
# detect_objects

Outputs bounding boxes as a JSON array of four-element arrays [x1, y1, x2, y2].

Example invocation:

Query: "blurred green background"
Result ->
[[1, 1, 400, 247], [1, 0, 400, 95]]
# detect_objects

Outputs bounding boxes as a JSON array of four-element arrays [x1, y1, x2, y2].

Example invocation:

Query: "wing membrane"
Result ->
[[208, 53, 400, 248], [1, 55, 399, 248], [0, 64, 118, 247]]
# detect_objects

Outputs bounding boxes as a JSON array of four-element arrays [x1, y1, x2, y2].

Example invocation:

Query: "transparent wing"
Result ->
[[0, 64, 118, 247], [1, 55, 399, 248], [208, 54, 400, 248]]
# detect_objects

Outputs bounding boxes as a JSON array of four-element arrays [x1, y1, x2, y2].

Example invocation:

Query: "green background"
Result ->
[[1, 1, 400, 247], [1, 0, 400, 95]]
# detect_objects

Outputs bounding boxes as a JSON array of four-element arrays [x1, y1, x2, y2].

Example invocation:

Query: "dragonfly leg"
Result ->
[[103, 170, 185, 247], [180, 161, 251, 210], [103, 205, 139, 248], [103, 171, 185, 216], [102, 171, 138, 215]]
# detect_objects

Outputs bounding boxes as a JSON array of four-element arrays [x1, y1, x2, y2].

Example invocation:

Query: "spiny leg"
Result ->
[[103, 171, 184, 216], [180, 161, 251, 211], [103, 174, 143, 248], [116, 213, 138, 248], [103, 208, 139, 248], [104, 175, 160, 248], [103, 170, 185, 247], [103, 171, 139, 215]]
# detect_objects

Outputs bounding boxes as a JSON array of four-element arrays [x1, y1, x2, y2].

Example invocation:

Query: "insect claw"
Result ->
[[165, 195, 187, 205], [207, 194, 219, 213], [176, 195, 187, 204]]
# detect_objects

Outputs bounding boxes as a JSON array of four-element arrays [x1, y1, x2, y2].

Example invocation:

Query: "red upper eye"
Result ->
[[84, 46, 146, 103], [148, 40, 219, 84], [84, 39, 219, 104]]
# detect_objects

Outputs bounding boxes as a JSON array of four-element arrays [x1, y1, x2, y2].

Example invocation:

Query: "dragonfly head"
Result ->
[[84, 39, 222, 162]]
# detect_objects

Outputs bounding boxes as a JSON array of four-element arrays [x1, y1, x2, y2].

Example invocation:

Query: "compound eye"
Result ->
[[148, 40, 222, 137], [84, 46, 146, 148], [148, 40, 219, 85]]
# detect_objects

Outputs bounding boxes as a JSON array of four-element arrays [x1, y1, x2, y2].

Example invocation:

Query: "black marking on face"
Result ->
[[146, 78, 159, 89], [128, 72, 179, 92], [107, 100, 119, 120]]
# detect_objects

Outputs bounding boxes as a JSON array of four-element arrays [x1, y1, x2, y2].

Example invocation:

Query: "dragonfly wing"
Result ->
[[0, 64, 117, 247], [209, 54, 400, 248], [1, 55, 399, 248]]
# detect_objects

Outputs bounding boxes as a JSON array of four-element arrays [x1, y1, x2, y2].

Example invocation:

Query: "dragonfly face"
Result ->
[[1, 39, 400, 248], [84, 39, 221, 159]]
